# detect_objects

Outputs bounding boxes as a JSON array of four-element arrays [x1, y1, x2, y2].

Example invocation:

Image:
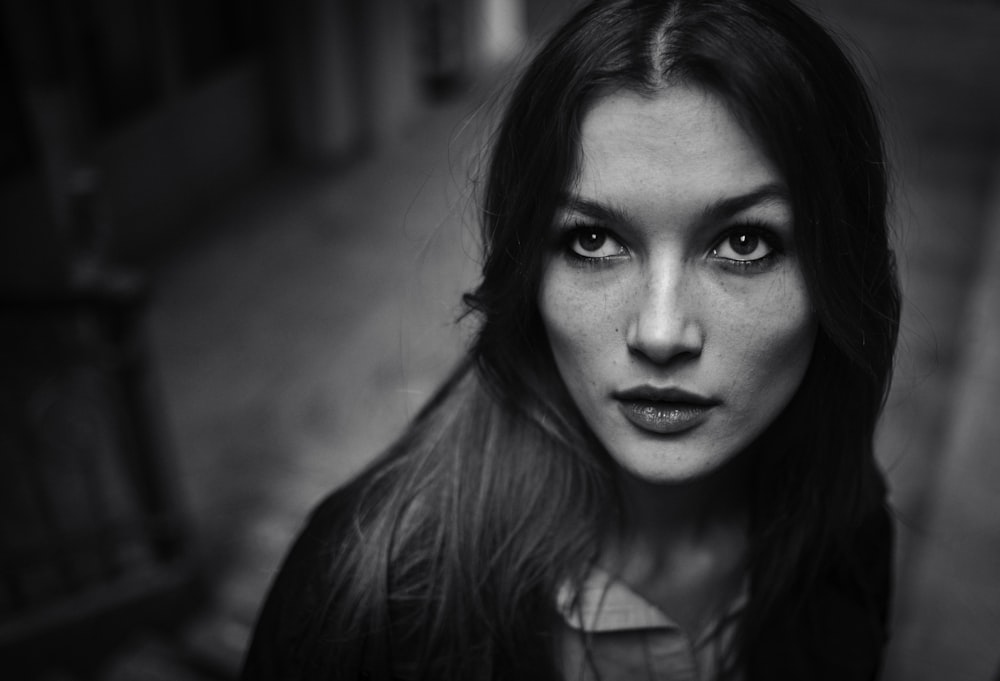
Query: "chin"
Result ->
[[610, 441, 744, 486]]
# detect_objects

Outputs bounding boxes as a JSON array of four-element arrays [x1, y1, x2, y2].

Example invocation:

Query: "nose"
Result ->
[[625, 265, 704, 365]]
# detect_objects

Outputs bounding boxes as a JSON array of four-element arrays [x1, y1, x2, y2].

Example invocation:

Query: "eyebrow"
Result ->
[[700, 182, 791, 222], [557, 182, 791, 224], [557, 194, 632, 225]]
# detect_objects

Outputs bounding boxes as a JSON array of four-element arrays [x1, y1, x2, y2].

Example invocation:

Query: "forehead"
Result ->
[[574, 85, 782, 208]]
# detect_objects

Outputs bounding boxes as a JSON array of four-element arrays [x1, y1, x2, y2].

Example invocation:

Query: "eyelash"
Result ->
[[560, 223, 628, 266], [558, 220, 785, 273], [709, 220, 784, 273]]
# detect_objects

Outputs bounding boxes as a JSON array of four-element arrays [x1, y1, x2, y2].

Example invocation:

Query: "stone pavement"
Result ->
[[94, 1, 1000, 678], [128, 93, 489, 678]]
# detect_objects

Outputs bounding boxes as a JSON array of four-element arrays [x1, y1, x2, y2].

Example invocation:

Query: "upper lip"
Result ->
[[613, 385, 719, 406]]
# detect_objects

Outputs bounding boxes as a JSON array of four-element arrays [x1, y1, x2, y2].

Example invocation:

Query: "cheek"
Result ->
[[538, 270, 618, 386], [718, 274, 817, 401]]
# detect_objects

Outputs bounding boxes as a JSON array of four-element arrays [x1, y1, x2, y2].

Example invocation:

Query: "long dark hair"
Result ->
[[320, 0, 900, 678]]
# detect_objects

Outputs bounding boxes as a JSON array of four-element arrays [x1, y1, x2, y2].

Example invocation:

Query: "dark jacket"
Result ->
[[241, 488, 893, 681]]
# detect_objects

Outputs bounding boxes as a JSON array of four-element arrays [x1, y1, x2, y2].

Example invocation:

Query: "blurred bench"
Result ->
[[0, 271, 204, 677]]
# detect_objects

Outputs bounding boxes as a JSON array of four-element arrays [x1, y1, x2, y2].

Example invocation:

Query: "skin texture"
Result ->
[[539, 84, 818, 488]]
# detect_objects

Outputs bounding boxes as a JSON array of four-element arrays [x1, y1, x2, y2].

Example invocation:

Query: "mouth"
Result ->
[[613, 386, 719, 435]]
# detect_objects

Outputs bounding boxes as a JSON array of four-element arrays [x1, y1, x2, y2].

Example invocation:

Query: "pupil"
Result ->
[[730, 233, 758, 256], [580, 231, 606, 252]]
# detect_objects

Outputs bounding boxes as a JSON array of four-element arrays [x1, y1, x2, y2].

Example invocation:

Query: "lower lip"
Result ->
[[617, 401, 713, 435]]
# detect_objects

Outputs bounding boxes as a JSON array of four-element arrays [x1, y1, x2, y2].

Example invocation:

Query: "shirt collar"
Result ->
[[556, 565, 748, 640]]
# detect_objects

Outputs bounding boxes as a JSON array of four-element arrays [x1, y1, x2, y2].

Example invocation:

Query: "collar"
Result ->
[[556, 565, 748, 643]]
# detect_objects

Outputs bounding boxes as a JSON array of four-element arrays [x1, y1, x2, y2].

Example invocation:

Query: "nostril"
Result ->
[[625, 310, 704, 365]]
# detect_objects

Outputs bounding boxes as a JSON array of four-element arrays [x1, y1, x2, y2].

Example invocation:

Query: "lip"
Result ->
[[613, 386, 719, 435]]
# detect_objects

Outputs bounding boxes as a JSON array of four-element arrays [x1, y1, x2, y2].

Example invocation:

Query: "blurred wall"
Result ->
[[0, 0, 273, 278], [524, 0, 581, 38], [0, 0, 525, 281]]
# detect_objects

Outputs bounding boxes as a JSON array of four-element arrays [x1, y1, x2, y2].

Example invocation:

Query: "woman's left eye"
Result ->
[[710, 228, 776, 263], [567, 227, 627, 260]]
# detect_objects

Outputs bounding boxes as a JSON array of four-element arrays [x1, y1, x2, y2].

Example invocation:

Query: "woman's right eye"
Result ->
[[567, 227, 627, 260]]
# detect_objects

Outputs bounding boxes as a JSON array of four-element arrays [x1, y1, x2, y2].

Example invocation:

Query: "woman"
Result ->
[[242, 0, 900, 679]]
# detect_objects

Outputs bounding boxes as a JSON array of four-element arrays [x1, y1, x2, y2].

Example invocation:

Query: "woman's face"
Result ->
[[538, 84, 817, 484]]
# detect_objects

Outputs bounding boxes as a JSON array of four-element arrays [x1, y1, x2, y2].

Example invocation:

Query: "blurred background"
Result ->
[[0, 0, 997, 679]]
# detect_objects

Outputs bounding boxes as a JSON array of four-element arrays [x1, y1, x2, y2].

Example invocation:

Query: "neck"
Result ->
[[601, 452, 752, 575], [593, 453, 754, 637]]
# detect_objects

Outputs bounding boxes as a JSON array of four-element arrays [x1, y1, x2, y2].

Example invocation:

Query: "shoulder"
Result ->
[[813, 504, 895, 678], [240, 486, 368, 681], [750, 503, 894, 681]]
